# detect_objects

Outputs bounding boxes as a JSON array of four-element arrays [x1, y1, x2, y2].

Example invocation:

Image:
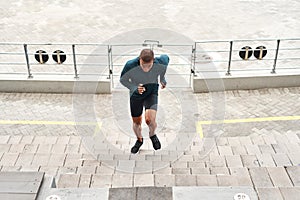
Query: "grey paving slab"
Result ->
[[267, 167, 293, 187], [241, 155, 260, 167], [285, 166, 300, 186], [196, 175, 218, 186], [249, 168, 273, 188], [91, 174, 112, 188], [137, 187, 173, 200], [259, 144, 276, 154], [245, 144, 261, 155], [256, 154, 276, 167], [272, 153, 292, 167], [133, 174, 154, 187], [191, 167, 210, 175], [217, 146, 233, 156], [112, 174, 133, 188], [173, 187, 258, 200], [256, 188, 284, 200], [109, 188, 136, 200], [231, 145, 248, 155], [175, 175, 197, 186], [288, 153, 300, 166], [0, 153, 18, 166], [78, 174, 92, 188], [154, 175, 175, 187], [225, 155, 243, 168], [210, 167, 229, 175], [57, 174, 80, 188], [279, 187, 300, 200], [217, 175, 239, 186]]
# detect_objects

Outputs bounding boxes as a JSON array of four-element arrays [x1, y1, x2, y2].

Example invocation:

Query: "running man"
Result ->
[[120, 49, 169, 154]]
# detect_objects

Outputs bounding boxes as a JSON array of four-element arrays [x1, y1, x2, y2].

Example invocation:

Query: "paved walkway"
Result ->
[[0, 87, 300, 199]]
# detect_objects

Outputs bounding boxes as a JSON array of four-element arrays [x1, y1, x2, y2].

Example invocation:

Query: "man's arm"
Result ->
[[120, 57, 139, 92], [155, 55, 169, 88]]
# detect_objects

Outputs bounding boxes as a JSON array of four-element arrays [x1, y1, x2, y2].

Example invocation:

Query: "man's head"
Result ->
[[139, 49, 154, 64]]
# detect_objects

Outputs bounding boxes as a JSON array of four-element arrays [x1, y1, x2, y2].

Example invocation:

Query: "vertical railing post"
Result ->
[[72, 44, 78, 78], [226, 41, 233, 76], [271, 39, 280, 74], [109, 45, 114, 86], [23, 44, 33, 78]]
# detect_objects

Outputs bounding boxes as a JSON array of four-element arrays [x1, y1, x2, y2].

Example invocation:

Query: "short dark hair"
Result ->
[[139, 49, 154, 63]]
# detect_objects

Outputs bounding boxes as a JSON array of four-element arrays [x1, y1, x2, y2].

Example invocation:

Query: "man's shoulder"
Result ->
[[125, 57, 139, 69], [154, 55, 169, 65]]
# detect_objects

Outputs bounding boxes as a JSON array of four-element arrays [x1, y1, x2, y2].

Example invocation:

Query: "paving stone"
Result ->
[[96, 166, 115, 175], [279, 187, 300, 200], [239, 136, 253, 146], [20, 165, 40, 172], [7, 136, 22, 144], [69, 136, 82, 144], [285, 166, 300, 186], [47, 154, 66, 167], [191, 167, 210, 175], [32, 136, 46, 144], [145, 154, 161, 161], [231, 145, 248, 155], [57, 166, 77, 175], [1, 166, 22, 172], [15, 153, 34, 166], [0, 153, 18, 166], [153, 167, 172, 175], [78, 174, 92, 188], [23, 144, 38, 154], [64, 154, 83, 167], [216, 137, 229, 146], [225, 155, 243, 168], [20, 136, 34, 144], [256, 188, 284, 200], [31, 153, 51, 167], [152, 161, 169, 169], [272, 153, 292, 167], [112, 174, 133, 188], [134, 174, 154, 187], [175, 175, 197, 186], [171, 161, 188, 168], [288, 153, 300, 166], [245, 144, 261, 155], [229, 167, 253, 186], [196, 175, 218, 186], [45, 136, 58, 144], [259, 144, 276, 154], [40, 166, 58, 177], [272, 143, 289, 154], [262, 134, 277, 145], [256, 154, 276, 167], [188, 161, 205, 168], [91, 174, 111, 188], [56, 136, 70, 144], [0, 136, 10, 144], [57, 174, 80, 188], [37, 144, 52, 153], [207, 155, 226, 167], [210, 167, 229, 175], [227, 137, 241, 146], [267, 167, 293, 187], [217, 175, 239, 186], [285, 143, 300, 154], [109, 188, 136, 200], [0, 144, 11, 153], [217, 146, 233, 156], [241, 155, 260, 167], [172, 168, 191, 175], [137, 187, 172, 200], [77, 166, 97, 174], [65, 144, 80, 154], [249, 167, 273, 188], [250, 135, 266, 145]]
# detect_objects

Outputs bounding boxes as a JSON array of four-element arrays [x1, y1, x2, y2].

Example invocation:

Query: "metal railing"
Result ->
[[193, 38, 300, 75], [1, 38, 300, 87]]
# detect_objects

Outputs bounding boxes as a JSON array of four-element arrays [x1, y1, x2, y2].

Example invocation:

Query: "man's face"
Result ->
[[139, 58, 154, 72]]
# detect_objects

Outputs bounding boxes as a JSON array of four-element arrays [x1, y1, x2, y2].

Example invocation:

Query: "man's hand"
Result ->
[[161, 82, 166, 89], [138, 84, 146, 94]]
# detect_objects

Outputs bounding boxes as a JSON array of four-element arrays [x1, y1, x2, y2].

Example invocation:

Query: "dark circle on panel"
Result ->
[[52, 50, 66, 64], [34, 50, 49, 64], [239, 46, 253, 60], [254, 46, 267, 59]]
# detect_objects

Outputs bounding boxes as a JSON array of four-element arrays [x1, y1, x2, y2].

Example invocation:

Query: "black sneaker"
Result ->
[[131, 139, 143, 154], [150, 135, 161, 150]]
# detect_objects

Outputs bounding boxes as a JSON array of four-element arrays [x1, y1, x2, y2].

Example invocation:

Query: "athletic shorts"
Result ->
[[130, 94, 158, 117]]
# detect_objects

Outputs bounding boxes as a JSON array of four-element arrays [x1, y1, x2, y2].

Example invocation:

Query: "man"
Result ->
[[120, 49, 169, 154]]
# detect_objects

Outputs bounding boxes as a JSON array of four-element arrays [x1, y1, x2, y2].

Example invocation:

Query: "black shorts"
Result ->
[[130, 94, 158, 117]]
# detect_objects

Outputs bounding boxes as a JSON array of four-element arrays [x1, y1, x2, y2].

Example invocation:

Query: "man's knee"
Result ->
[[133, 116, 142, 125], [145, 118, 151, 125]]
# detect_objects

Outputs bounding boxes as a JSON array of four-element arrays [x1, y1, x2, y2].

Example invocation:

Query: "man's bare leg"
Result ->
[[132, 116, 143, 140], [145, 109, 157, 137], [131, 116, 143, 154], [145, 109, 161, 150]]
